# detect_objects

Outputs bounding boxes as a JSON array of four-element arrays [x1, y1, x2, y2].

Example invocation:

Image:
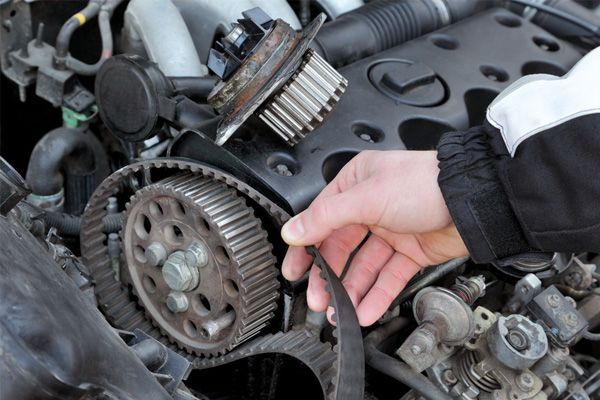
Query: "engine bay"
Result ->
[[0, 0, 599, 399]]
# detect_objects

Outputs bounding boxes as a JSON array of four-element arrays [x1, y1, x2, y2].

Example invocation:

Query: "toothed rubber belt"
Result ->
[[80, 158, 364, 400]]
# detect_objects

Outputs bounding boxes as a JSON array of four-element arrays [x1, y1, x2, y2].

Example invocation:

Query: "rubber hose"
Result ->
[[65, 8, 113, 76], [364, 318, 452, 400], [55, 0, 103, 65], [170, 76, 219, 102], [312, 0, 483, 67], [26, 127, 96, 197], [44, 211, 121, 236]]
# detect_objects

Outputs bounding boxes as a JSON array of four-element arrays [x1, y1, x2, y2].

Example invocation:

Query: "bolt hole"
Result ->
[[430, 34, 459, 50], [149, 201, 163, 217], [224, 279, 239, 297], [215, 246, 230, 265], [480, 65, 509, 82], [481, 313, 489, 320], [193, 293, 211, 316], [175, 201, 187, 217], [184, 319, 198, 337], [10, 10, 17, 17], [196, 216, 210, 234], [143, 275, 157, 293], [134, 245, 147, 263], [135, 213, 152, 239], [352, 122, 384, 143], [164, 225, 185, 244], [533, 36, 559, 52], [267, 153, 299, 177], [495, 13, 522, 28]]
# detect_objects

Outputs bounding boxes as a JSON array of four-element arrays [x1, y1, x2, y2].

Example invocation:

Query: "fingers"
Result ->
[[306, 225, 368, 311], [355, 252, 422, 326], [342, 234, 395, 303], [281, 182, 379, 246]]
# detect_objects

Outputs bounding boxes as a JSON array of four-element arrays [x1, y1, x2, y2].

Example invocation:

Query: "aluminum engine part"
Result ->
[[397, 277, 485, 372], [487, 314, 548, 370], [505, 273, 543, 314], [527, 286, 588, 347], [428, 307, 552, 400], [121, 173, 279, 356], [206, 8, 346, 146]]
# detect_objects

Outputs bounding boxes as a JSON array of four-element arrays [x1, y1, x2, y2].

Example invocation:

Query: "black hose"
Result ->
[[508, 0, 600, 37], [54, 0, 103, 67], [390, 257, 469, 309], [26, 127, 96, 197], [43, 211, 121, 236], [364, 318, 452, 400], [312, 0, 485, 68], [171, 76, 219, 102], [65, 8, 113, 76]]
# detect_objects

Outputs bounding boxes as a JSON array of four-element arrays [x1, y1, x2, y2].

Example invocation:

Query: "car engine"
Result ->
[[1, 0, 599, 399]]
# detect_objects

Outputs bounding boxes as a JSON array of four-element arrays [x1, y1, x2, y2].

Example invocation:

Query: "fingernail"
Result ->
[[281, 216, 305, 244]]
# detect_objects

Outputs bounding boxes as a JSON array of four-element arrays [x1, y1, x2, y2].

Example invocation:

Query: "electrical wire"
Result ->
[[508, 0, 600, 37]]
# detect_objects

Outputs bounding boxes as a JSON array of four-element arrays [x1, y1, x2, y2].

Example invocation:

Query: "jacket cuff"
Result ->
[[436, 124, 534, 264]]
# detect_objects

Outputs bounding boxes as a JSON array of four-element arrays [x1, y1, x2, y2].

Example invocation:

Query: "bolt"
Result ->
[[162, 251, 199, 291], [547, 293, 561, 308], [166, 292, 189, 313], [564, 312, 579, 327], [506, 328, 530, 351], [274, 163, 293, 176], [442, 369, 458, 385], [359, 133, 374, 143], [411, 345, 422, 355], [106, 196, 118, 214], [567, 272, 583, 286], [201, 310, 236, 339], [516, 372, 535, 391], [185, 242, 209, 269], [145, 242, 167, 267], [34, 22, 45, 47]]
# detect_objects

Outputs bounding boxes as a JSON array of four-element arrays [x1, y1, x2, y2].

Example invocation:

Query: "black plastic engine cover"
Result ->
[[172, 9, 582, 214]]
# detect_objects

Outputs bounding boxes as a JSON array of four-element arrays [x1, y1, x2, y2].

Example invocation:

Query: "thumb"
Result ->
[[281, 184, 374, 246]]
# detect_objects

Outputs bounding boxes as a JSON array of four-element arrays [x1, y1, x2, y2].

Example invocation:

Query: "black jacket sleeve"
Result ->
[[437, 46, 600, 265]]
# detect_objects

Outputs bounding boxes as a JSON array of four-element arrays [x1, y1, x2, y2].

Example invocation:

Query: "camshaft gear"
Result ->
[[121, 173, 279, 356]]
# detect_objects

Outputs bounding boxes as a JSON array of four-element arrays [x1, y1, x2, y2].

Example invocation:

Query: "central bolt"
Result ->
[[162, 251, 200, 292], [506, 328, 530, 351]]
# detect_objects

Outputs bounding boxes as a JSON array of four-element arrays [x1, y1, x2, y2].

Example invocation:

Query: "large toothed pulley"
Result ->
[[121, 173, 279, 356], [207, 7, 347, 146]]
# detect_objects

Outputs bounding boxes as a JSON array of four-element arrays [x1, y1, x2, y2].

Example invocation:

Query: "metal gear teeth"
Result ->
[[194, 329, 338, 399], [121, 173, 280, 357], [81, 159, 289, 361], [258, 49, 348, 145]]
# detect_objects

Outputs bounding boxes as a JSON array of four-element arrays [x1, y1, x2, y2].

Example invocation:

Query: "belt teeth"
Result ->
[[258, 49, 348, 146]]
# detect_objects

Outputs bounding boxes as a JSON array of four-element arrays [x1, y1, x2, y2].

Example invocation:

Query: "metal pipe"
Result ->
[[122, 0, 208, 77]]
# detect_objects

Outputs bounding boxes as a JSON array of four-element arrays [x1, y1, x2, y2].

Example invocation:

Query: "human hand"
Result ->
[[280, 150, 468, 326]]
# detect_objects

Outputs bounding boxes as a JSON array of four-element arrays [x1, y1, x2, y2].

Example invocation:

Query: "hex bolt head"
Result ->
[[516, 372, 535, 391], [547, 293, 561, 308], [411, 345, 422, 355], [564, 312, 579, 327], [145, 242, 167, 267], [442, 369, 458, 385], [185, 242, 209, 269], [162, 251, 199, 291], [166, 292, 189, 313]]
